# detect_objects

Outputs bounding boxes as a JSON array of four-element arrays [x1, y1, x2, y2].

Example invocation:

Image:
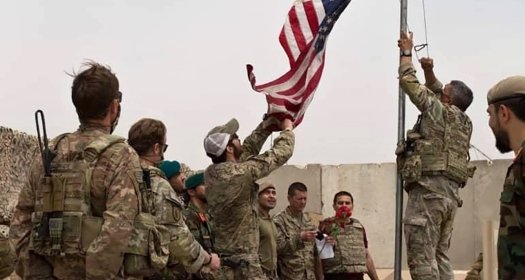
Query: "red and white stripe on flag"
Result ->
[[247, 0, 351, 127]]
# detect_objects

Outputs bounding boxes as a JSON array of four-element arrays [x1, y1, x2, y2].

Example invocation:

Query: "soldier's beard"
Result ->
[[233, 145, 243, 160], [197, 193, 207, 203], [494, 127, 511, 153]]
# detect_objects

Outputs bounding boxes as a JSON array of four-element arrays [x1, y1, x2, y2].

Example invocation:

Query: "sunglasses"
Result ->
[[115, 91, 122, 103], [160, 143, 168, 152]]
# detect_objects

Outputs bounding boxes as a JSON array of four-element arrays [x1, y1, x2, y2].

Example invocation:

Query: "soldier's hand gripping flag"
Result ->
[[247, 0, 352, 127]]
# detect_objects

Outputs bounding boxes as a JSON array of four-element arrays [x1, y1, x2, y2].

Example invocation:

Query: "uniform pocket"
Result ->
[[403, 216, 428, 251], [403, 216, 433, 276], [163, 192, 183, 225]]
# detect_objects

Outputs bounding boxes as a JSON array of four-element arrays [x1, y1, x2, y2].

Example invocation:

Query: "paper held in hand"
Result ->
[[315, 234, 334, 259]]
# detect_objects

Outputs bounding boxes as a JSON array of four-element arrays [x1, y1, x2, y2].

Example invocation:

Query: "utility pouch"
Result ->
[[124, 213, 170, 277], [401, 154, 422, 184], [81, 216, 103, 250], [395, 140, 407, 173]]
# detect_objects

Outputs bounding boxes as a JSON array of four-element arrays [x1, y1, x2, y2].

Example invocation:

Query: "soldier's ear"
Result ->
[[153, 143, 161, 154], [498, 104, 511, 123], [109, 99, 119, 114]]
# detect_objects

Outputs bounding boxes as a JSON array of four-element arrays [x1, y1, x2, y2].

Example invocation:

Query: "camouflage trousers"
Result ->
[[262, 267, 278, 280], [217, 254, 267, 280], [404, 186, 458, 280]]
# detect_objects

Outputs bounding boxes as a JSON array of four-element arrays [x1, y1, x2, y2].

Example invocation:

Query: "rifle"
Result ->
[[35, 110, 64, 255], [35, 110, 55, 177], [34, 110, 55, 243]]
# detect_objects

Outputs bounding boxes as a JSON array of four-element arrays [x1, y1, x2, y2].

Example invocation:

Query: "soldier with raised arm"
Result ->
[[397, 32, 475, 280], [203, 116, 295, 279]]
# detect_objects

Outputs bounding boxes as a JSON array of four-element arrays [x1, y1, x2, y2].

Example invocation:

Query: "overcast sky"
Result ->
[[1, 0, 523, 169]]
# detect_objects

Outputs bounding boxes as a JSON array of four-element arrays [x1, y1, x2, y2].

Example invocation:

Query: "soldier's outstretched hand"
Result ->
[[262, 115, 281, 132], [419, 57, 434, 71], [281, 118, 294, 131], [398, 31, 413, 52]]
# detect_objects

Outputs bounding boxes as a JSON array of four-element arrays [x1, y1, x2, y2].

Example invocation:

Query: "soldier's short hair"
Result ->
[[333, 191, 353, 205], [128, 118, 167, 156], [449, 80, 473, 112], [71, 62, 120, 122], [288, 182, 307, 196], [494, 97, 525, 121]]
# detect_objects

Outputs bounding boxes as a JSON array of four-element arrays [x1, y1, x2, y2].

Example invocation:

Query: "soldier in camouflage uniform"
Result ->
[[273, 182, 320, 280], [127, 118, 220, 279], [486, 76, 525, 279], [183, 172, 216, 280], [160, 160, 189, 207], [0, 224, 15, 279], [397, 32, 475, 280], [203, 116, 295, 280], [318, 191, 379, 280], [257, 182, 313, 280], [10, 62, 142, 279]]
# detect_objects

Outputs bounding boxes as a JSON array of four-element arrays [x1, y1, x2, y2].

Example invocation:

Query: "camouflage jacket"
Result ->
[[259, 210, 304, 272], [205, 122, 294, 256], [398, 62, 472, 199], [319, 217, 367, 274], [498, 143, 525, 280], [143, 162, 209, 274], [273, 207, 317, 280], [10, 126, 141, 279], [183, 201, 214, 253]]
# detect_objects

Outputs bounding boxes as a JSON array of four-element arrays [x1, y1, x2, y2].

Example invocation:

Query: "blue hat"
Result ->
[[159, 160, 181, 179], [185, 172, 205, 190]]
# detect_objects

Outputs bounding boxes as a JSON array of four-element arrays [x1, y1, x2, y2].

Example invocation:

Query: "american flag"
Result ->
[[247, 0, 352, 126]]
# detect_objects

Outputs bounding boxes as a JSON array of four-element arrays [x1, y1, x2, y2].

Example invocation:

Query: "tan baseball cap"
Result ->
[[258, 181, 276, 194], [204, 118, 239, 157], [487, 76, 525, 105]]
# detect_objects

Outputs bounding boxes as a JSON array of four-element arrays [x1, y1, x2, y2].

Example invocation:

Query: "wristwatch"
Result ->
[[400, 49, 412, 57]]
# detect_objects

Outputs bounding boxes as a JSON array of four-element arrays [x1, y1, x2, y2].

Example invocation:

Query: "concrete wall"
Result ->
[[263, 159, 510, 269]]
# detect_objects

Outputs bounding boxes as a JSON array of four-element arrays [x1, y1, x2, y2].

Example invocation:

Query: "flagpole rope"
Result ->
[[470, 144, 494, 166], [404, 0, 431, 60], [421, 0, 430, 57]]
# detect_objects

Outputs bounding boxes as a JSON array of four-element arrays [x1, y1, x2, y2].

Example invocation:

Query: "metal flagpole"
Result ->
[[395, 0, 408, 279]]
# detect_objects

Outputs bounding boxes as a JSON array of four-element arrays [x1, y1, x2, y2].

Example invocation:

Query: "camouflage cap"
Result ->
[[257, 181, 276, 195], [204, 118, 239, 157], [487, 76, 525, 105]]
